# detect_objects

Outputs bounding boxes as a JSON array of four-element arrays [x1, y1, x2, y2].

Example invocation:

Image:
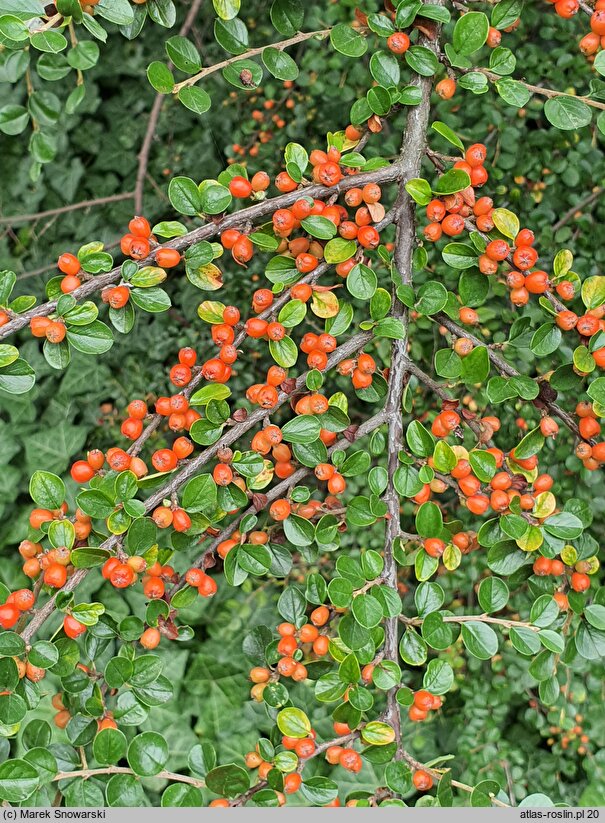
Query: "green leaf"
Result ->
[[30, 30, 67, 53], [434, 168, 471, 195], [530, 323, 561, 357], [301, 216, 337, 240], [165, 35, 201, 72], [127, 732, 168, 776], [461, 621, 498, 659], [330, 24, 367, 58], [299, 777, 338, 805], [399, 627, 427, 666], [270, 0, 303, 35], [495, 78, 530, 108], [178, 86, 212, 115], [146, 61, 174, 93], [0, 15, 29, 41], [282, 415, 321, 444], [460, 345, 489, 384], [169, 176, 202, 215], [29, 470, 65, 508], [0, 759, 39, 802], [67, 320, 113, 354], [283, 514, 315, 548], [544, 97, 592, 131], [431, 120, 464, 150], [351, 593, 383, 628], [262, 47, 299, 81], [206, 764, 249, 798], [585, 604, 605, 630], [405, 45, 439, 77], [369, 51, 400, 87], [453, 11, 489, 54], [405, 178, 432, 206], [93, 728, 128, 766], [416, 281, 448, 315], [324, 238, 356, 264], [477, 578, 509, 613], [544, 512, 583, 540], [347, 264, 377, 300], [276, 707, 311, 738]]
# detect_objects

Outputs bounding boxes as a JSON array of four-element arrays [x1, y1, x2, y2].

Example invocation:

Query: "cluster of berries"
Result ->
[[408, 689, 443, 722]]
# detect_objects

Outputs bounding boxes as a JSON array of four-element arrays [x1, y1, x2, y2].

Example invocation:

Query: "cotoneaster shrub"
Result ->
[[0, 0, 603, 810]]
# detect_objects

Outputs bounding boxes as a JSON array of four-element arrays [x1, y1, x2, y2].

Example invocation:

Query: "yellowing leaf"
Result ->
[[311, 291, 339, 318], [581, 275, 605, 310], [491, 208, 519, 240], [516, 525, 543, 552], [197, 300, 226, 323], [361, 721, 395, 745], [247, 459, 274, 490], [532, 492, 556, 520], [443, 543, 461, 570], [553, 249, 573, 279], [560, 544, 577, 566], [329, 392, 348, 414], [188, 263, 223, 291]]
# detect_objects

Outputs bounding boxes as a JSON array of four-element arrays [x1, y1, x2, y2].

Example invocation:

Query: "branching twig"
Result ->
[[0, 161, 408, 341], [552, 186, 604, 232], [173, 29, 332, 93], [434, 313, 584, 441], [168, 410, 390, 597], [20, 331, 373, 644]]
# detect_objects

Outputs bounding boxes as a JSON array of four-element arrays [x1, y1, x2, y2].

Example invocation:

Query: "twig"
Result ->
[[168, 410, 389, 597], [134, 0, 204, 214], [473, 68, 605, 112], [434, 313, 585, 441], [399, 748, 511, 807], [173, 29, 332, 93], [552, 186, 604, 232], [230, 732, 359, 807], [400, 613, 539, 630], [0, 193, 134, 227], [19, 331, 373, 644], [53, 765, 204, 788], [0, 160, 408, 341], [127, 207, 397, 459]]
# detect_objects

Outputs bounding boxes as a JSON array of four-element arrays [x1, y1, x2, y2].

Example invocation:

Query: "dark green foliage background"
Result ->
[[0, 0, 604, 806]]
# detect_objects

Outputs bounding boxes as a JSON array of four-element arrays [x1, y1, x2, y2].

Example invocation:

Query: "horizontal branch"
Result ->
[[20, 330, 373, 644], [0, 161, 408, 341], [475, 68, 605, 112], [231, 731, 359, 807], [399, 748, 511, 808], [400, 613, 538, 630], [173, 29, 331, 93], [0, 192, 135, 227], [434, 313, 584, 441], [53, 765, 204, 788], [128, 206, 398, 459], [168, 409, 390, 597]]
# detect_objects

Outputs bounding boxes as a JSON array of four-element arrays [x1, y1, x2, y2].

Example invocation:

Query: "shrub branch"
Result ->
[[0, 163, 408, 341]]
